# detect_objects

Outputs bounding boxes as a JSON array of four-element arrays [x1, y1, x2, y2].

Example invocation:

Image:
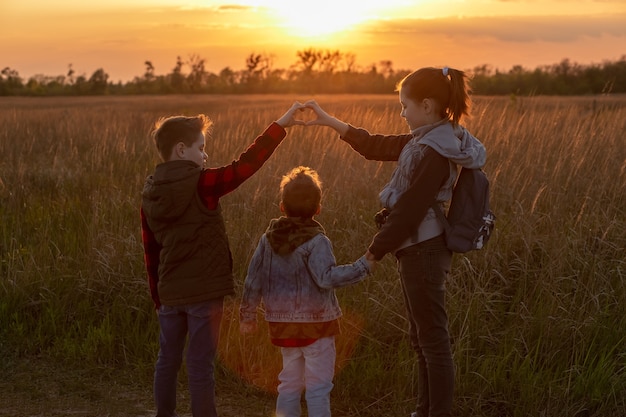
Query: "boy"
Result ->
[[141, 102, 306, 417], [239, 166, 375, 417]]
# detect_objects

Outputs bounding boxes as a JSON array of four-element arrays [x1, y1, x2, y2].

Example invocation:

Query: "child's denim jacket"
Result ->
[[240, 232, 370, 324]]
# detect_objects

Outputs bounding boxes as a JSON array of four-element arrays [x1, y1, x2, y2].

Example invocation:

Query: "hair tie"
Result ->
[[442, 67, 449, 77]]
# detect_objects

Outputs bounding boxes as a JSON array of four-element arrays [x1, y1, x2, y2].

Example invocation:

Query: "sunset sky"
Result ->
[[1, 0, 625, 83]]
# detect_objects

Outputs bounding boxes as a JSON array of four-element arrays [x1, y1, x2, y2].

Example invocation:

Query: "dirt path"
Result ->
[[1, 357, 274, 417]]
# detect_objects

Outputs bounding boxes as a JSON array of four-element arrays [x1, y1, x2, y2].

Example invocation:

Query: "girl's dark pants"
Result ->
[[396, 234, 454, 417]]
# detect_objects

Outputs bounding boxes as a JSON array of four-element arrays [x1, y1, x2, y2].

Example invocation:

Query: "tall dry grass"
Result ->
[[0, 94, 624, 416]]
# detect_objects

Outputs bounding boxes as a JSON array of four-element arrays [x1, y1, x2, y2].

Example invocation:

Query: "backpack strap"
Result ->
[[432, 161, 459, 236]]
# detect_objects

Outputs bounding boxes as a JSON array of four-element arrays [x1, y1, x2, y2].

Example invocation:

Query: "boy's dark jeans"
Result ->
[[154, 298, 224, 417], [396, 235, 454, 417]]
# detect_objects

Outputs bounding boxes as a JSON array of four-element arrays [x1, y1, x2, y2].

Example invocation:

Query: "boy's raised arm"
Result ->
[[197, 102, 306, 206]]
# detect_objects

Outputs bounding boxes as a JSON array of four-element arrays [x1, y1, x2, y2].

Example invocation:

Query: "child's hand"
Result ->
[[366, 250, 380, 271], [302, 100, 350, 136], [365, 250, 377, 261], [240, 321, 258, 334], [276, 101, 307, 128], [366, 259, 377, 272], [365, 250, 377, 272], [303, 100, 333, 126]]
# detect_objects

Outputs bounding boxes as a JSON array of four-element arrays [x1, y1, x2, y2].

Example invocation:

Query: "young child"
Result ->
[[304, 67, 487, 417], [141, 102, 306, 417], [239, 166, 374, 417]]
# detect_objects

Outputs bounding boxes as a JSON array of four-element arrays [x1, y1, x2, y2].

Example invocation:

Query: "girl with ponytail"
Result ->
[[305, 66, 486, 417]]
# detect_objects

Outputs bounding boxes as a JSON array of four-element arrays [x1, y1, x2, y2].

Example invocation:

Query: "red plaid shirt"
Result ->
[[141, 122, 286, 309]]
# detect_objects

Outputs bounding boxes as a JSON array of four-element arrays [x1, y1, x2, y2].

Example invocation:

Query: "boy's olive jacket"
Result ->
[[142, 160, 235, 306]]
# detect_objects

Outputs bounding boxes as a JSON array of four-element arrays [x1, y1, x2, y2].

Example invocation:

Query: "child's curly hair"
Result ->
[[280, 166, 322, 218]]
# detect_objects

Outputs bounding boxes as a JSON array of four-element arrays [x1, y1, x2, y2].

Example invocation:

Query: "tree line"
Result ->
[[2, 49, 625, 96]]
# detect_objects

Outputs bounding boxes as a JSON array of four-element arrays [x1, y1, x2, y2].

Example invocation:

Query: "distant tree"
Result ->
[[550, 59, 578, 94], [88, 68, 109, 94], [2, 67, 20, 79], [0, 67, 23, 95], [295, 48, 320, 75], [144, 61, 155, 82], [243, 53, 275, 92], [72, 74, 89, 95], [67, 63, 75, 85], [244, 53, 264, 89], [508, 65, 528, 95], [378, 60, 394, 78], [219, 66, 237, 91], [187, 54, 207, 92], [598, 55, 626, 94], [318, 50, 342, 73], [294, 48, 345, 74], [5, 52, 626, 96], [341, 52, 357, 73], [169, 56, 185, 91], [25, 74, 66, 95], [245, 53, 263, 73]]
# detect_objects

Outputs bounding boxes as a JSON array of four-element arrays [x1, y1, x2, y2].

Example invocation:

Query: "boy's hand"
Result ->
[[276, 101, 307, 128], [240, 321, 258, 334]]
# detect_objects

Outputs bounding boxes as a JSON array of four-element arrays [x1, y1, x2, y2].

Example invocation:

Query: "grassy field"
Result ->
[[0, 94, 624, 416]]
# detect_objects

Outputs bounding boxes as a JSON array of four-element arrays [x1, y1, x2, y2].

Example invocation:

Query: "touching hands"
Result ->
[[276, 100, 349, 136], [276, 100, 333, 128], [302, 100, 334, 127], [303, 100, 350, 135], [276, 101, 308, 128], [365, 250, 378, 272]]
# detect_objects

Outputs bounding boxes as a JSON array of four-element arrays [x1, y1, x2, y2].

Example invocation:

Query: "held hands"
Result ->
[[302, 100, 335, 127], [365, 250, 378, 272], [277, 100, 348, 135], [276, 101, 308, 128]]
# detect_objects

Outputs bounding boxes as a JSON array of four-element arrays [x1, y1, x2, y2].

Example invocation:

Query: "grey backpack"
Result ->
[[433, 167, 495, 253]]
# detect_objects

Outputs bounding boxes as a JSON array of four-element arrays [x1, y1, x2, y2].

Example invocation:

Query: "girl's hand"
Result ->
[[276, 101, 307, 128], [303, 99, 333, 126], [304, 100, 350, 136]]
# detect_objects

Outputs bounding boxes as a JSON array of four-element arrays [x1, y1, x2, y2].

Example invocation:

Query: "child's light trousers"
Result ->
[[276, 336, 336, 417]]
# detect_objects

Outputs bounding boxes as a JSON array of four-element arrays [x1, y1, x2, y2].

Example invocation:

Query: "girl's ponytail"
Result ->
[[445, 68, 470, 126]]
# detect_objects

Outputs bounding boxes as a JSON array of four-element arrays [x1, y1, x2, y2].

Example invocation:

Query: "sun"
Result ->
[[240, 0, 395, 39], [273, 1, 373, 38]]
